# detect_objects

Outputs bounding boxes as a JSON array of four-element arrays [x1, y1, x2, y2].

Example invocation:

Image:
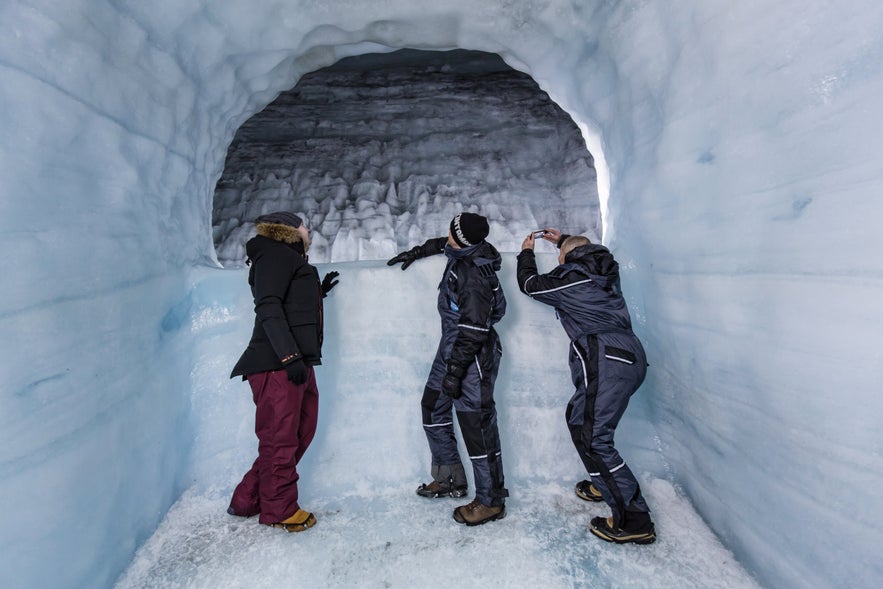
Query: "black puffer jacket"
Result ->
[[230, 226, 323, 379]]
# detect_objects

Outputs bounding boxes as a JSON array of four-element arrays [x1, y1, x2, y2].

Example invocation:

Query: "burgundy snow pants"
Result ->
[[229, 367, 319, 524]]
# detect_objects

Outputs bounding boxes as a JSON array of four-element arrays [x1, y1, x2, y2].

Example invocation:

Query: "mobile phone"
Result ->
[[532, 230, 546, 238]]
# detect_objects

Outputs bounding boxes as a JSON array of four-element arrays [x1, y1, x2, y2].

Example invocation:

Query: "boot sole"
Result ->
[[589, 523, 656, 545], [269, 512, 317, 533], [453, 505, 506, 526]]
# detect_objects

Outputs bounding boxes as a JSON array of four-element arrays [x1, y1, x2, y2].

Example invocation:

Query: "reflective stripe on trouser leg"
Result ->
[[454, 343, 508, 506]]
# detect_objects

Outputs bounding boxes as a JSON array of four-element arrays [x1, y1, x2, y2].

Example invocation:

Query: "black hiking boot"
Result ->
[[416, 480, 468, 498], [589, 516, 656, 545], [453, 499, 506, 526], [575, 479, 604, 502]]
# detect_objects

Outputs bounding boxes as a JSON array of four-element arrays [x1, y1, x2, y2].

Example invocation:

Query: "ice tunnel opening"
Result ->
[[210, 48, 603, 266]]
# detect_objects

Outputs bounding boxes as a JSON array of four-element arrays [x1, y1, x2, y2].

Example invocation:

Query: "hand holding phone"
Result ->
[[541, 228, 562, 244]]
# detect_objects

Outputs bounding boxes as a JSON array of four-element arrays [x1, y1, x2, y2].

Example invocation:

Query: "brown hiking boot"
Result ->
[[452, 499, 506, 526], [575, 480, 604, 502], [269, 509, 316, 533], [590, 516, 656, 545]]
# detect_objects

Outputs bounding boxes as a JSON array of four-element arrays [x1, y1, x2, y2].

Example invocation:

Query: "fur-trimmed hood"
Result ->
[[255, 222, 302, 244], [245, 224, 308, 265]]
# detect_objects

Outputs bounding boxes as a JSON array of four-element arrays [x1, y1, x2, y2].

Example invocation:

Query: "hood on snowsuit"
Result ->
[[564, 243, 621, 293]]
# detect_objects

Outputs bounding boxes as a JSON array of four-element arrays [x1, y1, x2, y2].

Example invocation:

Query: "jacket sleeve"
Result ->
[[252, 251, 302, 363], [517, 249, 588, 307], [448, 266, 496, 375], [419, 237, 448, 258]]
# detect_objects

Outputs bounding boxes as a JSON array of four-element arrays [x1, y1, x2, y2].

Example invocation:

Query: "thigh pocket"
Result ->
[[603, 346, 636, 365]]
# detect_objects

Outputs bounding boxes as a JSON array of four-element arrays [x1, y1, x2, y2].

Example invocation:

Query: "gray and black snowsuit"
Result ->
[[421, 237, 509, 507], [517, 242, 650, 528]]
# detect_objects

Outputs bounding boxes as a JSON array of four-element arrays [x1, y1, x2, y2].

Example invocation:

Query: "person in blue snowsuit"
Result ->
[[387, 212, 509, 526], [517, 229, 655, 544]]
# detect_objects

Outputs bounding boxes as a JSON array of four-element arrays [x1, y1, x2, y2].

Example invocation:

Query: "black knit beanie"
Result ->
[[449, 212, 489, 247], [255, 211, 303, 228]]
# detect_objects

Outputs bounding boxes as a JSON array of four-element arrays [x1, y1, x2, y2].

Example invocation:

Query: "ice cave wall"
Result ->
[[1, 1, 882, 588]]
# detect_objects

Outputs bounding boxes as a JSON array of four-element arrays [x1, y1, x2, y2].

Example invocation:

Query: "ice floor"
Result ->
[[115, 479, 759, 589]]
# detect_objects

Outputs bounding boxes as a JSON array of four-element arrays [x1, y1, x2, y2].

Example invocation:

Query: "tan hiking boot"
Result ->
[[452, 499, 506, 526], [269, 509, 316, 533], [575, 479, 603, 502]]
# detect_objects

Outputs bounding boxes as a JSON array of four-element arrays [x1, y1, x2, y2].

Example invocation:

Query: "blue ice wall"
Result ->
[[1, 2, 882, 588]]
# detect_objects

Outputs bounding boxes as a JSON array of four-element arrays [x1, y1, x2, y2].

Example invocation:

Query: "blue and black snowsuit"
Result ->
[[421, 237, 509, 507], [517, 241, 650, 528]]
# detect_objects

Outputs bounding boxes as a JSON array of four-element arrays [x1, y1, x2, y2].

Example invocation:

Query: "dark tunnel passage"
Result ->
[[211, 49, 601, 265]]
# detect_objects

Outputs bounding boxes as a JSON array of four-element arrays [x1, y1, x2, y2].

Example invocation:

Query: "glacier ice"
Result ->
[[1, 1, 883, 588], [211, 49, 602, 266]]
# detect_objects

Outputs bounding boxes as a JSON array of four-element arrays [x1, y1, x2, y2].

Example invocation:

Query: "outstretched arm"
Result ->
[[386, 237, 447, 270]]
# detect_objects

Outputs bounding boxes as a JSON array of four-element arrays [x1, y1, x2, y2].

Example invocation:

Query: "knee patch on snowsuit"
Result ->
[[456, 411, 498, 457], [421, 385, 461, 467], [421, 386, 443, 424]]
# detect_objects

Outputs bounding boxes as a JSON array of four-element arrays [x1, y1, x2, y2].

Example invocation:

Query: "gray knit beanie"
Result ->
[[255, 211, 303, 228]]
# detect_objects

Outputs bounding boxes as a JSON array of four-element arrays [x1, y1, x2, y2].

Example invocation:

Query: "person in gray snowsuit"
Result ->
[[516, 229, 655, 544], [387, 212, 509, 526]]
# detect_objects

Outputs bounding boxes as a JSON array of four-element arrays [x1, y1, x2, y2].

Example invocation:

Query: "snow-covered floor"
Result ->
[[116, 479, 758, 589]]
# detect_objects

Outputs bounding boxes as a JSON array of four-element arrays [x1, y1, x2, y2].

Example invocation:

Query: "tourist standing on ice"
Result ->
[[387, 212, 509, 525], [227, 212, 339, 532], [517, 229, 655, 544]]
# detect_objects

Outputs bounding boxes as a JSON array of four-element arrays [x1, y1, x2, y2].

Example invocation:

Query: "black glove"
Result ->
[[441, 365, 464, 399], [321, 271, 340, 296], [284, 358, 308, 385], [386, 245, 423, 271]]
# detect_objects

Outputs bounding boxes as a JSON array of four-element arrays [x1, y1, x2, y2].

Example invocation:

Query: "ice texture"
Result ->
[[211, 49, 601, 266], [1, 1, 882, 589]]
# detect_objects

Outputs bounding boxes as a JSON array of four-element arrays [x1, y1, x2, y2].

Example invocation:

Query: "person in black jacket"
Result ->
[[227, 211, 339, 533], [517, 229, 655, 544], [387, 212, 509, 526]]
